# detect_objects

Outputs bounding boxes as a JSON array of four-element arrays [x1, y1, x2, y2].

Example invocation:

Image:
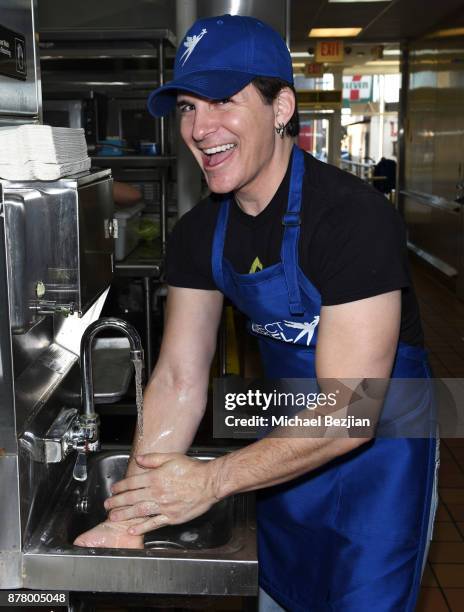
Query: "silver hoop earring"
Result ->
[[275, 122, 285, 139]]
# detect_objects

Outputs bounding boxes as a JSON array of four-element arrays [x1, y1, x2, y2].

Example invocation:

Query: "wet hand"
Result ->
[[104, 453, 221, 536], [73, 518, 145, 549]]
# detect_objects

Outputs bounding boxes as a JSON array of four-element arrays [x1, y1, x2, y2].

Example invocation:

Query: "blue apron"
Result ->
[[212, 146, 436, 611]]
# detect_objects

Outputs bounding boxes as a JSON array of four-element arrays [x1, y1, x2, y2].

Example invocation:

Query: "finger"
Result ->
[[104, 489, 146, 510], [109, 501, 159, 522], [111, 473, 149, 495], [135, 452, 177, 469], [127, 515, 170, 535]]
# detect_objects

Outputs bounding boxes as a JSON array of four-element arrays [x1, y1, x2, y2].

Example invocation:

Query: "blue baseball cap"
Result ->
[[147, 14, 293, 118]]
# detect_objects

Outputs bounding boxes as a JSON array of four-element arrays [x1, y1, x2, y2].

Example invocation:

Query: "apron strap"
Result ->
[[211, 198, 230, 291], [281, 146, 305, 315]]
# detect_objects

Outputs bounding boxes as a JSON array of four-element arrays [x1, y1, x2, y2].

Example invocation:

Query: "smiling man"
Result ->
[[74, 15, 437, 612]]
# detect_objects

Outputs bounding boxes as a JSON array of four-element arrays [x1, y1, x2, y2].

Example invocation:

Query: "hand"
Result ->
[[104, 452, 221, 536], [73, 518, 145, 549]]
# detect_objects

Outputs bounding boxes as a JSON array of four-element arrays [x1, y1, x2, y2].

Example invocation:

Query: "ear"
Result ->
[[273, 87, 295, 128]]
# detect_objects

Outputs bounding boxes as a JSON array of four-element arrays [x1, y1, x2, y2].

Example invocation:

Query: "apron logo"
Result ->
[[180, 28, 207, 66], [249, 257, 264, 274], [251, 316, 320, 346]]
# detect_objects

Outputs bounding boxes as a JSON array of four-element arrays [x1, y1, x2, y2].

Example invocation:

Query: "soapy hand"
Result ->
[[73, 518, 145, 549], [105, 452, 222, 536]]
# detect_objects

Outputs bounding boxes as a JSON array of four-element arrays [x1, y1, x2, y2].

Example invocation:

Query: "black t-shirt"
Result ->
[[166, 151, 423, 346]]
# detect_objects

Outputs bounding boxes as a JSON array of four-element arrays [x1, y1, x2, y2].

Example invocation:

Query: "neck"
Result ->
[[234, 139, 294, 216]]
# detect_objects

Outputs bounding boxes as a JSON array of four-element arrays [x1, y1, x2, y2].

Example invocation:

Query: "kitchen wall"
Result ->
[[403, 31, 464, 289]]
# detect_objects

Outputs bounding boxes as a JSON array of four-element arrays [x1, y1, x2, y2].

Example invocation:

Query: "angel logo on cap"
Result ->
[[179, 28, 207, 66]]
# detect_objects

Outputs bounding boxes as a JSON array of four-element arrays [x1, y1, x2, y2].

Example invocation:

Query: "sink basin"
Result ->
[[23, 449, 257, 595], [33, 450, 235, 551], [71, 451, 233, 550]]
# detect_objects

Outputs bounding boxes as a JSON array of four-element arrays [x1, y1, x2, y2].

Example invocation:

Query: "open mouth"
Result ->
[[201, 143, 237, 168]]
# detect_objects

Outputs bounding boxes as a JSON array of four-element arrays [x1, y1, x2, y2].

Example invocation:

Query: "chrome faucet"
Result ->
[[71, 317, 144, 480], [20, 317, 144, 481]]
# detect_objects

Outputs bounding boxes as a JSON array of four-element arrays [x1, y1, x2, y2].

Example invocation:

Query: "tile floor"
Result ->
[[413, 258, 464, 612]]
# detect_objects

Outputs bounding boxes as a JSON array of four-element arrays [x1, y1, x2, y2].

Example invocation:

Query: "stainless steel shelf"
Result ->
[[91, 156, 175, 168], [39, 28, 176, 46]]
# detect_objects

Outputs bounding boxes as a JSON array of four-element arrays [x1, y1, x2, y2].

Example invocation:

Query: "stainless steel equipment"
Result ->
[[0, 165, 115, 588], [23, 451, 257, 595], [1, 0, 257, 597], [401, 36, 464, 294], [0, 0, 41, 121], [2, 169, 114, 332], [19, 318, 143, 481]]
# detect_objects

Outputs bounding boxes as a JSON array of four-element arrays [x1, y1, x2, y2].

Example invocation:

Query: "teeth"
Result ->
[[203, 143, 236, 155]]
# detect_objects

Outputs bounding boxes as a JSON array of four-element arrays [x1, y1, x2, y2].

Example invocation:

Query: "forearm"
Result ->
[[212, 435, 366, 499], [125, 366, 209, 477]]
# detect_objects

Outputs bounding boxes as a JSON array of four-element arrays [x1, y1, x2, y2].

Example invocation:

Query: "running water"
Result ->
[[133, 357, 144, 439]]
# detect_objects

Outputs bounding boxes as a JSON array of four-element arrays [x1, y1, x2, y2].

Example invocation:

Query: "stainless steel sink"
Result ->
[[45, 451, 234, 551], [23, 449, 257, 595]]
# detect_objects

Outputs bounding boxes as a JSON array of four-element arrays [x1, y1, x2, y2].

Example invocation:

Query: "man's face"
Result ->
[[177, 83, 277, 195]]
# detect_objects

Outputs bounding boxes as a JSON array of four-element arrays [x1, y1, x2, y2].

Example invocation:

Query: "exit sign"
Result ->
[[304, 62, 324, 77], [315, 41, 344, 63]]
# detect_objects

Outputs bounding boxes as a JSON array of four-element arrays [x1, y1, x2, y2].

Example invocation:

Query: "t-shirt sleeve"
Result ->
[[165, 201, 217, 290], [309, 191, 410, 306]]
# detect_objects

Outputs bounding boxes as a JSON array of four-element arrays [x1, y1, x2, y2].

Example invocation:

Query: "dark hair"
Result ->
[[252, 76, 300, 137]]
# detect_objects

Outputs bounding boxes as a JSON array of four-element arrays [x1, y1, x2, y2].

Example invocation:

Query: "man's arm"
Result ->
[[209, 289, 402, 496], [105, 290, 401, 533], [73, 286, 223, 547], [125, 285, 224, 476]]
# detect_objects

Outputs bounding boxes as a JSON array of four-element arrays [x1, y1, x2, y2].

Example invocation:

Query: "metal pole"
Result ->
[[143, 276, 154, 374], [328, 68, 343, 167], [285, 0, 291, 48], [157, 39, 166, 156], [176, 0, 201, 218], [157, 39, 167, 253], [397, 42, 409, 216]]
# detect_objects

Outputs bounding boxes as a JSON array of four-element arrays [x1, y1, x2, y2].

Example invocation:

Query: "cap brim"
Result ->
[[147, 70, 256, 117]]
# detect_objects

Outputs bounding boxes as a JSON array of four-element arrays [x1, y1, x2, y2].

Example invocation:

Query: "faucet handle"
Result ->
[[73, 450, 88, 481]]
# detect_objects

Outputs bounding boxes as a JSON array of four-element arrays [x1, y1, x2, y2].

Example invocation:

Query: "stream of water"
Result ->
[[133, 357, 144, 439]]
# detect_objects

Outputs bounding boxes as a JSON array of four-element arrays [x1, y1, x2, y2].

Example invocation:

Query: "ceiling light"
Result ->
[[427, 27, 464, 38], [364, 60, 400, 66], [328, 0, 389, 3], [308, 28, 362, 38]]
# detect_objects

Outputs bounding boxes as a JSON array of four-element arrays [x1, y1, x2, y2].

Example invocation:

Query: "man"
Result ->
[[75, 15, 437, 611]]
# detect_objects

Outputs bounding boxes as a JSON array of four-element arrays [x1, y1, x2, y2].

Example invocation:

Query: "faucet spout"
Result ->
[[80, 317, 144, 419]]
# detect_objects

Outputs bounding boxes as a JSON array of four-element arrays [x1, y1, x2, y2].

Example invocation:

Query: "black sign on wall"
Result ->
[[0, 24, 27, 81]]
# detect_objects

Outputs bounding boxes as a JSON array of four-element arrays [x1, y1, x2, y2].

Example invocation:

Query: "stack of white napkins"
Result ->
[[0, 125, 91, 181]]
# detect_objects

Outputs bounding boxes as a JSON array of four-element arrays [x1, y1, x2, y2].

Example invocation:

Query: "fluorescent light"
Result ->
[[365, 60, 400, 66], [291, 52, 314, 58], [427, 27, 464, 38], [292, 48, 399, 57], [328, 0, 389, 3], [309, 28, 362, 37]]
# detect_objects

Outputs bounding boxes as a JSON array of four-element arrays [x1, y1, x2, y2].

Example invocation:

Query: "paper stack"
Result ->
[[0, 125, 91, 181]]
